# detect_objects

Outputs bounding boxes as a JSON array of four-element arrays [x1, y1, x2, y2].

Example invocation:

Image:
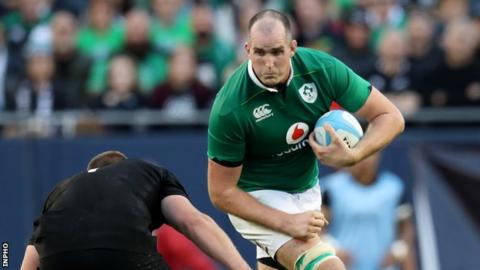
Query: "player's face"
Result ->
[[246, 20, 297, 87]]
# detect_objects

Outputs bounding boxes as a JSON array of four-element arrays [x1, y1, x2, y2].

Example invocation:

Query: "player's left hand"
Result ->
[[308, 124, 358, 168]]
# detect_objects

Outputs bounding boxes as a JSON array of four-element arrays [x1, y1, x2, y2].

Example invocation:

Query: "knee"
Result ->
[[294, 242, 345, 270], [314, 256, 345, 270]]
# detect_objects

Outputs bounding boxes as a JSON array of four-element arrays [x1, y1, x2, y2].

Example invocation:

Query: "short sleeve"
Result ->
[[28, 219, 40, 245], [157, 168, 189, 199], [207, 104, 246, 163], [328, 58, 371, 112]]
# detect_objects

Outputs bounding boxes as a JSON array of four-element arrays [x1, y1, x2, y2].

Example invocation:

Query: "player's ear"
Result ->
[[290, 39, 297, 57], [244, 42, 250, 55]]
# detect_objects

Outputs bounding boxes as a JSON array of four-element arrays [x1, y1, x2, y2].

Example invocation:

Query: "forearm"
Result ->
[[180, 213, 250, 270], [20, 245, 39, 270], [210, 184, 289, 234], [353, 111, 404, 162], [208, 161, 290, 234]]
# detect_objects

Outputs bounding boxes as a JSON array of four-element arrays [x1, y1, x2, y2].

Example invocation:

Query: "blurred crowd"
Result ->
[[0, 0, 479, 122]]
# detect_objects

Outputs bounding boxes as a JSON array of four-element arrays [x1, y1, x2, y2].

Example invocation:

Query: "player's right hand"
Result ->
[[285, 211, 328, 240]]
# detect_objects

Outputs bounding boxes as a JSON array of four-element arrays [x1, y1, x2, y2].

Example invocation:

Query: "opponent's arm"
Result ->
[[20, 245, 39, 270], [309, 87, 404, 167], [161, 195, 251, 270], [208, 160, 327, 240]]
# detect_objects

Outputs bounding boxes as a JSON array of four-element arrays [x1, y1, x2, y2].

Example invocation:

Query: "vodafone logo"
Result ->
[[286, 122, 309, 144]]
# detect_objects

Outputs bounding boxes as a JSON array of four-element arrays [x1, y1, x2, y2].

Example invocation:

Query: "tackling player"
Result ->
[[21, 151, 250, 270]]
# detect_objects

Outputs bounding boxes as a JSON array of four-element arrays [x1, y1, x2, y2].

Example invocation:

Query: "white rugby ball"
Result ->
[[314, 110, 363, 148]]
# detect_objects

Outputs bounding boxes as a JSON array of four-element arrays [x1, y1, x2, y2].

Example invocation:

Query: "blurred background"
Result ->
[[0, 0, 479, 269]]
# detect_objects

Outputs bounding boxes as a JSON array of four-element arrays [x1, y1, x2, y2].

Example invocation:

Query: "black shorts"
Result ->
[[40, 249, 170, 270]]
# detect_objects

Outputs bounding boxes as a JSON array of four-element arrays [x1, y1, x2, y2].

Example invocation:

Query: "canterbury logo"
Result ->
[[253, 104, 273, 122]]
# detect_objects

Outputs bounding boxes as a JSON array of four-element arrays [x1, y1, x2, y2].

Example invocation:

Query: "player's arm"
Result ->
[[208, 160, 327, 240], [309, 87, 404, 168], [161, 194, 251, 270], [20, 245, 39, 270], [353, 86, 405, 162]]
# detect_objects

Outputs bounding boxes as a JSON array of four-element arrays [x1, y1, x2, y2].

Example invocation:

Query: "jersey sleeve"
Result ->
[[156, 167, 189, 199], [327, 57, 371, 112], [207, 103, 246, 163]]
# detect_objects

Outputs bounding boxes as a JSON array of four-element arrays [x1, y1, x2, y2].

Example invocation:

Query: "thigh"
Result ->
[[228, 213, 291, 259], [228, 184, 322, 259], [40, 249, 170, 270]]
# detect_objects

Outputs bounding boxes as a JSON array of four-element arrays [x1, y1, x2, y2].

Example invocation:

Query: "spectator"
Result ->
[[77, 0, 124, 95], [90, 54, 144, 110], [121, 9, 168, 95], [2, 0, 52, 75], [332, 6, 376, 79], [149, 46, 213, 120], [368, 30, 420, 115], [321, 152, 416, 270], [191, 2, 235, 89], [427, 18, 480, 107], [51, 0, 88, 17], [436, 0, 470, 25], [405, 9, 442, 103], [366, 0, 408, 50], [150, 0, 194, 54], [50, 11, 91, 107], [293, 0, 340, 51], [5, 42, 72, 115]]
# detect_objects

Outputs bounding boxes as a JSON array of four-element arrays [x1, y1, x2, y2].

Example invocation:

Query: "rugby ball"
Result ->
[[314, 110, 363, 148]]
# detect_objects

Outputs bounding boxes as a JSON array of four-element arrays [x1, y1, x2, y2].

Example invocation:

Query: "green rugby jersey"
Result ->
[[208, 47, 371, 192]]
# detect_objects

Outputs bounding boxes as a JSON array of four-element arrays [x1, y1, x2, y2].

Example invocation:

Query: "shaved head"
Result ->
[[248, 9, 292, 41]]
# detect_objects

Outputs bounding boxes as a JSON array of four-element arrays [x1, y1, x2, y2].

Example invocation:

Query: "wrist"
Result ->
[[350, 147, 363, 165], [276, 211, 292, 235]]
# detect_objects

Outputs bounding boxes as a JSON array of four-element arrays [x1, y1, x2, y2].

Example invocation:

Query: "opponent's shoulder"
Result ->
[[211, 62, 250, 117], [293, 47, 338, 72], [124, 159, 169, 173], [43, 174, 79, 210]]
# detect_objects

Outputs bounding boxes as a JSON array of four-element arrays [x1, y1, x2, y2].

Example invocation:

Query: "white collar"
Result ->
[[247, 59, 294, 92]]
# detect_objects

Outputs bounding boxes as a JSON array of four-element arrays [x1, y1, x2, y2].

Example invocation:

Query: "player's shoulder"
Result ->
[[123, 159, 167, 172], [295, 47, 337, 59], [211, 61, 250, 117], [293, 47, 338, 72]]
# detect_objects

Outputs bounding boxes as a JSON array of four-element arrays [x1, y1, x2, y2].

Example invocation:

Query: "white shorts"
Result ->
[[228, 183, 322, 259]]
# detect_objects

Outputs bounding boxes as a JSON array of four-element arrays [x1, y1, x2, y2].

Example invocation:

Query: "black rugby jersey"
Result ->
[[29, 159, 188, 258]]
